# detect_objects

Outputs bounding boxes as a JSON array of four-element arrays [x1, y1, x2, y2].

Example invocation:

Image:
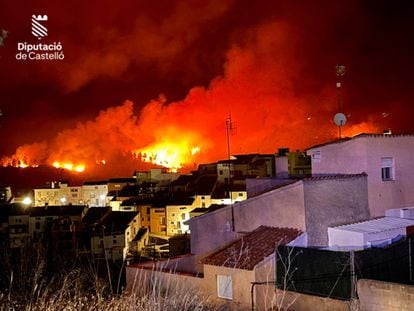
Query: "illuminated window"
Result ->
[[381, 157, 394, 181], [217, 275, 232, 300]]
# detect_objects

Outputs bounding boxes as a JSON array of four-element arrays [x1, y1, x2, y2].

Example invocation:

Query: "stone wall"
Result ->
[[358, 279, 414, 311]]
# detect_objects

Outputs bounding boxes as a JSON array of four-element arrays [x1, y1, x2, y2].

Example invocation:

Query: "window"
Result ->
[[35, 222, 40, 230], [238, 192, 244, 197], [217, 275, 232, 300], [381, 157, 394, 181], [181, 213, 186, 220]]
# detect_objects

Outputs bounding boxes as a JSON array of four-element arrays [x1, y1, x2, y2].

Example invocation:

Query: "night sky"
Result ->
[[1, 0, 414, 176]]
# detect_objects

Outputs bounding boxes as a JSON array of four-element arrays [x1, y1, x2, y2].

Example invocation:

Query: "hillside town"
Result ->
[[1, 133, 414, 310]]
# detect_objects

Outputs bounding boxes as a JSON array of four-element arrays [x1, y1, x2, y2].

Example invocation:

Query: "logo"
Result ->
[[31, 15, 48, 39], [16, 14, 65, 61]]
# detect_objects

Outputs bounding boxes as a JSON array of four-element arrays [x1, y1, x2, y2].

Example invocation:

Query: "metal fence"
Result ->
[[276, 237, 414, 299]]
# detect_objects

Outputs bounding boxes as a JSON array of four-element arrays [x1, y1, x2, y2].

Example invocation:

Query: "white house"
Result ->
[[307, 134, 414, 217], [90, 211, 141, 261], [34, 181, 82, 206], [82, 181, 108, 207]]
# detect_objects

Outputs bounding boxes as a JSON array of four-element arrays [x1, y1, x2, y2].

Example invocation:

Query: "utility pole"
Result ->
[[225, 115, 235, 231], [225, 115, 233, 161]]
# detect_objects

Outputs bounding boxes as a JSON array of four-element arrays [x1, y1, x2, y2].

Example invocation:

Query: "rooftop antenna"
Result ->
[[334, 65, 347, 139], [225, 114, 235, 160], [225, 114, 236, 231]]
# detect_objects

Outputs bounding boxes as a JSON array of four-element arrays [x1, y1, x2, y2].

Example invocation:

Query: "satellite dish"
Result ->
[[334, 113, 347, 126]]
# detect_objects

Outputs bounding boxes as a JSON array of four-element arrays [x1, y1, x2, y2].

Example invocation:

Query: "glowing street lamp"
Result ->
[[22, 197, 32, 205]]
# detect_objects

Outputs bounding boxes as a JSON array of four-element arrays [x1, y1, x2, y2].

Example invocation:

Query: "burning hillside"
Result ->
[[1, 19, 382, 176]]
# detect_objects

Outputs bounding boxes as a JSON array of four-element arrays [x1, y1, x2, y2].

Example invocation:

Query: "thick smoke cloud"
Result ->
[[1, 18, 379, 176]]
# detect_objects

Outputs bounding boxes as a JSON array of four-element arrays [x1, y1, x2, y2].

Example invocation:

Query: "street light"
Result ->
[[22, 197, 32, 205]]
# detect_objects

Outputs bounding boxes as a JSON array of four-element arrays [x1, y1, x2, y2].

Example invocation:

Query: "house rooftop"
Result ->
[[190, 207, 209, 214], [108, 178, 136, 183], [202, 226, 301, 270], [30, 205, 86, 217], [330, 217, 414, 234], [132, 228, 148, 242], [98, 211, 138, 233], [306, 133, 414, 151], [218, 154, 274, 165], [211, 183, 246, 199], [249, 174, 367, 198], [81, 206, 111, 225], [166, 195, 195, 206], [83, 180, 108, 186], [118, 185, 141, 197], [6, 203, 33, 216], [191, 204, 227, 215], [170, 175, 195, 187], [304, 173, 367, 182], [193, 175, 217, 195], [120, 197, 154, 206]]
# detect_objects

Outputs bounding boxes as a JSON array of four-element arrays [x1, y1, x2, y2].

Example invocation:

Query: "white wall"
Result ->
[[308, 135, 414, 217]]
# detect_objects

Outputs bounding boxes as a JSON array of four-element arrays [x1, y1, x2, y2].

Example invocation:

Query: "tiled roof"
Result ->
[[304, 173, 367, 181], [202, 226, 302, 270]]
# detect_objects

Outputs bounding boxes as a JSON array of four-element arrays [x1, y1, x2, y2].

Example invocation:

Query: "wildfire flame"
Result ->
[[135, 141, 200, 172], [52, 161, 86, 173], [0, 19, 387, 176]]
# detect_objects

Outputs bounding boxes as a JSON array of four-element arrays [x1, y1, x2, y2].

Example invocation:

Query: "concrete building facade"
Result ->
[[307, 134, 414, 217], [189, 174, 369, 256]]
